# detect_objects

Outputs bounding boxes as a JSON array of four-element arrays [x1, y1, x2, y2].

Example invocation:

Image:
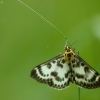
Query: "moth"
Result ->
[[17, 0, 100, 90], [30, 45, 100, 90]]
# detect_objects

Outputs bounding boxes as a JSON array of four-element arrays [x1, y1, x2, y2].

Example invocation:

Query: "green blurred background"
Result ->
[[0, 0, 100, 100]]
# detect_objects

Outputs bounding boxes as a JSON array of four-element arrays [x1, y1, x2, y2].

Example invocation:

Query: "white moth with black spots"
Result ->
[[17, 0, 100, 90], [30, 46, 100, 90]]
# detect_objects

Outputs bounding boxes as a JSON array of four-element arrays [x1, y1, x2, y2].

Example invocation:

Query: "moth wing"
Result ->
[[73, 55, 100, 89], [30, 54, 71, 90]]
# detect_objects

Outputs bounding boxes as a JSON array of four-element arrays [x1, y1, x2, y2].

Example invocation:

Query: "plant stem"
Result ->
[[78, 87, 80, 100]]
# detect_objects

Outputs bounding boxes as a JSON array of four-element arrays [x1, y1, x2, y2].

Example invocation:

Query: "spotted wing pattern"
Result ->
[[72, 55, 100, 89], [30, 46, 100, 89], [30, 54, 72, 90]]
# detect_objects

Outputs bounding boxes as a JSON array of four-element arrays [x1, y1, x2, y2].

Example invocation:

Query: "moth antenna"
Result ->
[[64, 39, 72, 50], [71, 38, 79, 46], [17, 0, 67, 41]]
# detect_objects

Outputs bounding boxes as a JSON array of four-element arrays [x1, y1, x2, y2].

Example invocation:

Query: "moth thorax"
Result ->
[[63, 51, 75, 63]]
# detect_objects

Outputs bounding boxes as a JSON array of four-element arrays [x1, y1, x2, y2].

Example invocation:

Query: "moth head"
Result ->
[[64, 46, 71, 52]]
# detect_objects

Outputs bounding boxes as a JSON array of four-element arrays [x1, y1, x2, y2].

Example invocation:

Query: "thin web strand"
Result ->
[[17, 0, 67, 40]]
